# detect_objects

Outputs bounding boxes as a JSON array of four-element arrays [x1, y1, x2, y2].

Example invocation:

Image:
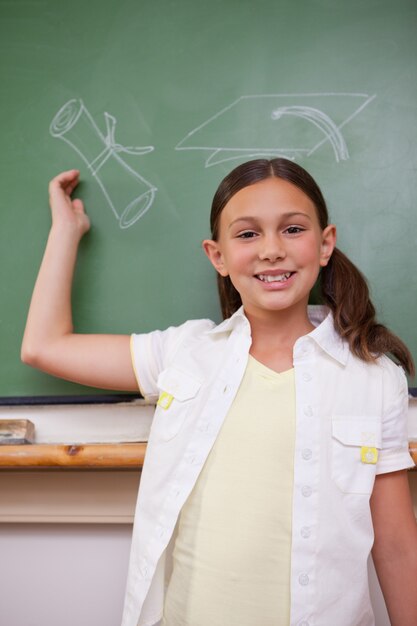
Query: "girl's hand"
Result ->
[[48, 170, 90, 238], [22, 170, 138, 392]]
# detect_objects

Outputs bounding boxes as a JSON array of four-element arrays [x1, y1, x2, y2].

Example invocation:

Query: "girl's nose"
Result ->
[[258, 236, 286, 262]]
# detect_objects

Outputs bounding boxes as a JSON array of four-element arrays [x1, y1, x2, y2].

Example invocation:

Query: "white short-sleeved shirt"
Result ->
[[122, 306, 414, 626]]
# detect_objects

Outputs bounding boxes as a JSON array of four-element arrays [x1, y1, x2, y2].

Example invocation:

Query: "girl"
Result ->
[[22, 159, 417, 626]]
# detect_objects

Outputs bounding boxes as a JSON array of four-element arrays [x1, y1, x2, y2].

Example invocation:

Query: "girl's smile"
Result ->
[[255, 270, 295, 287], [203, 177, 336, 322]]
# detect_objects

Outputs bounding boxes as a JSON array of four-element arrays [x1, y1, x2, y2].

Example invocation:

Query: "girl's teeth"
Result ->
[[258, 272, 291, 283]]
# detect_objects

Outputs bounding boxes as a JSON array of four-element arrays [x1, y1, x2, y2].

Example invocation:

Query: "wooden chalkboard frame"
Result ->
[[0, 394, 141, 406], [0, 388, 415, 406]]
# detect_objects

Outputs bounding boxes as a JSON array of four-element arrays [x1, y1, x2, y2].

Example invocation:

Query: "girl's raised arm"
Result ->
[[21, 170, 138, 392]]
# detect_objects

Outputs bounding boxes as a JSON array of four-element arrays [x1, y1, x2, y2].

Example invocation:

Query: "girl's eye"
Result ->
[[237, 231, 257, 239], [284, 226, 304, 235]]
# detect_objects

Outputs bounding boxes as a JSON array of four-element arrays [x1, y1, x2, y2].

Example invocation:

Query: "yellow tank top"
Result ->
[[163, 356, 296, 626]]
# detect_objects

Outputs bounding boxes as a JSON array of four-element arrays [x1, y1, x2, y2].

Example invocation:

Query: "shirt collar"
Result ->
[[207, 304, 349, 366], [306, 305, 349, 366], [206, 306, 250, 335]]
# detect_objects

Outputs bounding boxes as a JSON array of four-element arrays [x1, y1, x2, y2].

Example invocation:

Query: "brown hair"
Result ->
[[210, 158, 415, 377]]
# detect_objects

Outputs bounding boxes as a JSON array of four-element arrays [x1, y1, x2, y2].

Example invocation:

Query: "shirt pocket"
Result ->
[[331, 417, 382, 495], [153, 367, 202, 441]]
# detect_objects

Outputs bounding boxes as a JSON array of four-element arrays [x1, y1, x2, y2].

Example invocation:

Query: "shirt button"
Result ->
[[302, 485, 312, 497], [365, 450, 375, 462], [302, 448, 312, 460], [298, 573, 310, 586], [302, 372, 312, 382], [303, 405, 313, 417], [300, 526, 311, 538]]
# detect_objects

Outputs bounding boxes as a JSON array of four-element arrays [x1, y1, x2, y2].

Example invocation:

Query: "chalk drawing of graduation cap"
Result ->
[[175, 93, 376, 167], [50, 99, 157, 229]]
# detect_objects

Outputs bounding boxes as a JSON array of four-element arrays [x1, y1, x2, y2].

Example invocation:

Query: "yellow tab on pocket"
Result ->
[[157, 391, 174, 410], [360, 446, 378, 464]]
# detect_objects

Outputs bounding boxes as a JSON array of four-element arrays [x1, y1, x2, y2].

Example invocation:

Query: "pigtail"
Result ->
[[321, 248, 415, 377], [218, 275, 242, 320]]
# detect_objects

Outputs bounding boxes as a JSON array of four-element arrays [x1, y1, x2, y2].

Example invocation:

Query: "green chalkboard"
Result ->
[[1, 0, 416, 398]]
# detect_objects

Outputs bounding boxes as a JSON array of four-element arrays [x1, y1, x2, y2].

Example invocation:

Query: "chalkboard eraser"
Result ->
[[0, 419, 35, 445]]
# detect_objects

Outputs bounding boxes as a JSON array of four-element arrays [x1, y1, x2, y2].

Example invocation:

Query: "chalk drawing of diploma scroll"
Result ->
[[175, 93, 376, 167], [50, 99, 157, 229]]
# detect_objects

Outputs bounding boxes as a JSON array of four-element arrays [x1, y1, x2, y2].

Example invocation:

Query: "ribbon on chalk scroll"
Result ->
[[50, 99, 157, 229], [89, 112, 154, 175]]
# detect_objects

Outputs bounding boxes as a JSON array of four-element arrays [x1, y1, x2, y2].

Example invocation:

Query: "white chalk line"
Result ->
[[50, 99, 157, 229], [175, 92, 376, 167]]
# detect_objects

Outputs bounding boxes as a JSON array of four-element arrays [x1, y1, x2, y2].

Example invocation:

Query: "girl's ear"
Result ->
[[319, 224, 337, 267], [202, 239, 229, 276]]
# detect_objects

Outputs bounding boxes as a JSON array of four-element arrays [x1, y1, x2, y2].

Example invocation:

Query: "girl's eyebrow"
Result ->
[[228, 211, 312, 229]]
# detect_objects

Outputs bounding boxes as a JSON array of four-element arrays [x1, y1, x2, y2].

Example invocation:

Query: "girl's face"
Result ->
[[203, 177, 336, 322]]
